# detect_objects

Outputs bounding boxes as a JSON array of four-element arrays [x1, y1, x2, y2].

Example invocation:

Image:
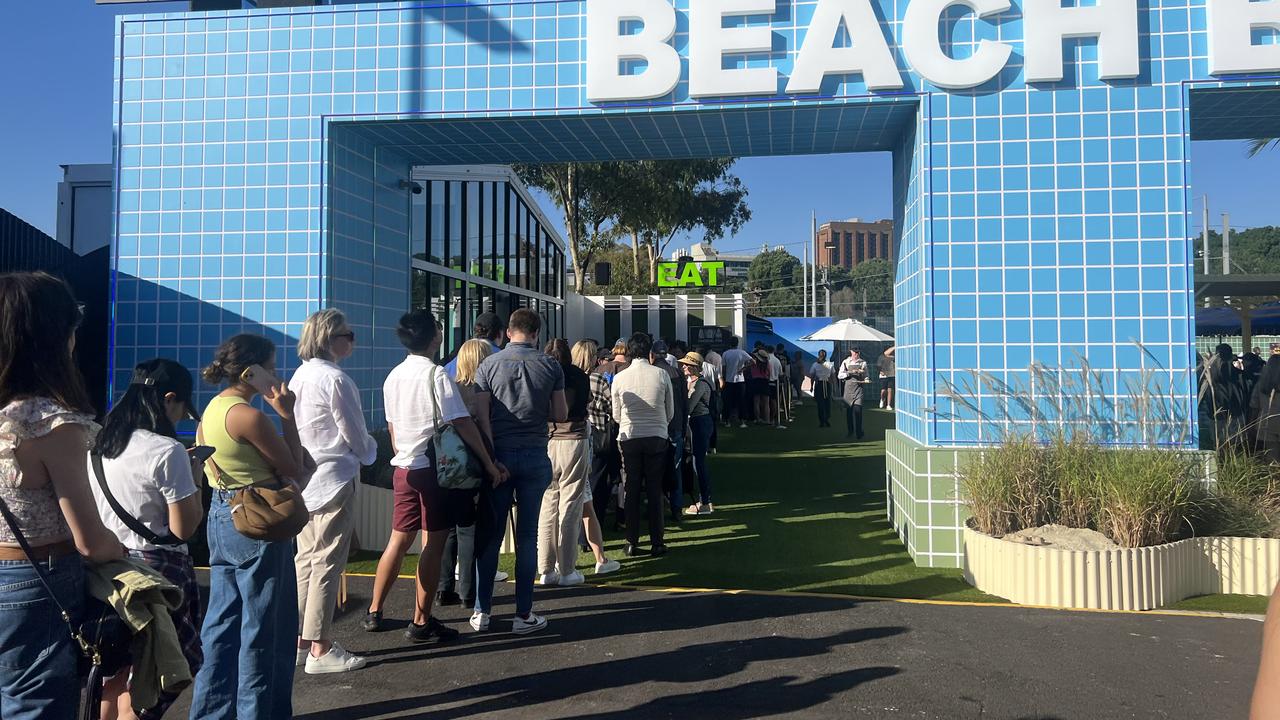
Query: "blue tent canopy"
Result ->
[[1196, 303, 1280, 335]]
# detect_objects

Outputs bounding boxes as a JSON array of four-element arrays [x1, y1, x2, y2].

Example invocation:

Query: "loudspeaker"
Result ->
[[595, 262, 612, 286]]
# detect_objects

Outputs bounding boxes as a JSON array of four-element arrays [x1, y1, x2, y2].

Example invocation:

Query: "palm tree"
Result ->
[[1246, 139, 1280, 156]]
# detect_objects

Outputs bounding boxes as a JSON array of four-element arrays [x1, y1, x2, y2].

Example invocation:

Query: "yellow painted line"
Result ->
[[326, 570, 1249, 620]]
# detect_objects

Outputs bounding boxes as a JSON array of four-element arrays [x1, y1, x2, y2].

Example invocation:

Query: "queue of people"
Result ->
[[1200, 342, 1280, 460], [0, 270, 739, 719]]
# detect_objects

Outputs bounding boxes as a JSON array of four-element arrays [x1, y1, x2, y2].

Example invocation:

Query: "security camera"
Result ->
[[398, 180, 423, 195]]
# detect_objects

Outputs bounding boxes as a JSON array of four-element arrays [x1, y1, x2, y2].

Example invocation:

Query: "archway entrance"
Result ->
[[108, 0, 1280, 567]]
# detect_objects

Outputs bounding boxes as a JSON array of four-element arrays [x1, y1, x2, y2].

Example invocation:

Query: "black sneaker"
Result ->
[[362, 611, 382, 632], [623, 544, 645, 557], [405, 616, 460, 644], [436, 590, 461, 607], [651, 544, 669, 557]]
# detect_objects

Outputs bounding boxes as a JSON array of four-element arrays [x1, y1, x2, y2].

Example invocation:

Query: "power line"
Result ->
[[743, 271, 894, 295]]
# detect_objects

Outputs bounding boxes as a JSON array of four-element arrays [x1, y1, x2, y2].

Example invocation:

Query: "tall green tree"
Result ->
[[581, 242, 655, 295], [746, 249, 802, 316], [614, 159, 752, 284], [828, 259, 894, 318], [1194, 226, 1280, 274], [514, 163, 628, 294]]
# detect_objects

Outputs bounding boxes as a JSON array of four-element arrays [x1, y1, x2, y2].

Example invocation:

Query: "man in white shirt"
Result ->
[[720, 338, 752, 428], [611, 333, 674, 557], [289, 309, 378, 673], [704, 347, 723, 376], [365, 309, 504, 646], [807, 349, 835, 427], [766, 346, 784, 429]]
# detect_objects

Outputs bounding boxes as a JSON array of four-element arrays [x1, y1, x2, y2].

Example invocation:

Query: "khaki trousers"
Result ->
[[295, 481, 356, 642], [538, 437, 589, 575]]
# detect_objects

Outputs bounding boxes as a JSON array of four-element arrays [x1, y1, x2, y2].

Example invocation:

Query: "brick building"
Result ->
[[815, 218, 895, 270]]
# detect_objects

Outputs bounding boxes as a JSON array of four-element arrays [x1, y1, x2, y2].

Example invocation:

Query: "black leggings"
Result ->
[[815, 382, 831, 426], [846, 403, 863, 438]]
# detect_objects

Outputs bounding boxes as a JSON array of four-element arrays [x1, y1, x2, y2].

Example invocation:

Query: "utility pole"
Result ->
[[811, 211, 818, 319], [1201, 195, 1210, 275], [1222, 211, 1232, 275], [823, 267, 831, 318], [802, 243, 809, 318]]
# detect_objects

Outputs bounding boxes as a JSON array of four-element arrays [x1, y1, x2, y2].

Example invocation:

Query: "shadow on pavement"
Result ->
[[297, 625, 904, 719]]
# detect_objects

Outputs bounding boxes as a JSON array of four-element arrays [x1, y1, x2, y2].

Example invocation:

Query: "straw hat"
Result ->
[[678, 351, 705, 368]]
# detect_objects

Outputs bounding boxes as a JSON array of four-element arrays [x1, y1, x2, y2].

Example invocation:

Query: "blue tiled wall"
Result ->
[[111, 0, 1277, 443]]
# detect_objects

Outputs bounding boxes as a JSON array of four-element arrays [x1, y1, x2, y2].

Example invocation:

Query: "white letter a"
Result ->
[[786, 0, 905, 93]]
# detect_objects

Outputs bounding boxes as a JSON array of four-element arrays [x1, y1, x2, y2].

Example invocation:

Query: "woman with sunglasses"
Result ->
[[289, 309, 377, 674], [0, 272, 124, 720]]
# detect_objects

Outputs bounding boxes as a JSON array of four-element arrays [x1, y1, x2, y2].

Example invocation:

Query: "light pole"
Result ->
[[823, 238, 837, 318]]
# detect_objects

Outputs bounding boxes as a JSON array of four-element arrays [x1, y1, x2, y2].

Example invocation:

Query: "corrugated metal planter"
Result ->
[[962, 522, 1280, 611], [353, 483, 515, 555]]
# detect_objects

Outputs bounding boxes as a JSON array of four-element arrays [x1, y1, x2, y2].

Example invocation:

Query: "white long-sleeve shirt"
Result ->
[[610, 358, 675, 442], [289, 358, 378, 512]]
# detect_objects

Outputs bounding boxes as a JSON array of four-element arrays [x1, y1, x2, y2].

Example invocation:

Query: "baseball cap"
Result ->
[[130, 358, 200, 421]]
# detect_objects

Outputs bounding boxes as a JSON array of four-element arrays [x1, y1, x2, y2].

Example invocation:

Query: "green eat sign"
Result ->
[[657, 261, 724, 288]]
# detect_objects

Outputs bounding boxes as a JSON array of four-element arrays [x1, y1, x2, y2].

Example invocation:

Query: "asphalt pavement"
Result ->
[[164, 573, 1262, 719]]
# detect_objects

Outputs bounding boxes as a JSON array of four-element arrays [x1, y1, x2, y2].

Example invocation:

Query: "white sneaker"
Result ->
[[879, 401, 886, 409], [559, 570, 585, 586], [775, 424, 787, 430], [511, 612, 547, 635], [595, 559, 620, 575], [304, 642, 367, 675], [538, 571, 561, 586], [470, 611, 490, 632], [296, 648, 308, 667], [494, 570, 509, 582], [739, 422, 747, 429]]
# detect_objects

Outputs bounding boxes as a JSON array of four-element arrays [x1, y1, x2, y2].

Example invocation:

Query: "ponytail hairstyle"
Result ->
[[94, 358, 197, 459], [544, 338, 572, 371], [202, 334, 276, 386], [0, 272, 93, 413]]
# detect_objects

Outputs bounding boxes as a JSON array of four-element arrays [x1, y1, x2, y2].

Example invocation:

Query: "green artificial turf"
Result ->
[[1166, 593, 1271, 615], [345, 402, 1272, 615], [348, 402, 997, 603]]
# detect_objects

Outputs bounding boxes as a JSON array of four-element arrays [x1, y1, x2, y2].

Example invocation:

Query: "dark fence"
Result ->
[[0, 210, 111, 416]]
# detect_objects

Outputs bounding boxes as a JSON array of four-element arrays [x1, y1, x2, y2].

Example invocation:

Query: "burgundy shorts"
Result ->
[[391, 465, 477, 533]]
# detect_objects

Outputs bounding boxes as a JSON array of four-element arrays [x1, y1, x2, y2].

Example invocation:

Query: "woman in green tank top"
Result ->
[[189, 333, 307, 720]]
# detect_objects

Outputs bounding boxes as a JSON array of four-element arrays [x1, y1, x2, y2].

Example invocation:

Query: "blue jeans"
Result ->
[[190, 492, 297, 720], [0, 553, 83, 720], [690, 414, 714, 505], [474, 447, 552, 617]]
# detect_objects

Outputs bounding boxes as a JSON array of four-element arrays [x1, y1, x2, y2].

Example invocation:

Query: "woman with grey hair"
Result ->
[[289, 308, 377, 674]]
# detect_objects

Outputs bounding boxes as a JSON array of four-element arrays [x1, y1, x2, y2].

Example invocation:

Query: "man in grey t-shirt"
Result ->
[[471, 308, 567, 636], [878, 346, 896, 410]]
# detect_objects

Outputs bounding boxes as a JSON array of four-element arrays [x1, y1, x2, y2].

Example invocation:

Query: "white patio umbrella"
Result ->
[[799, 318, 894, 343]]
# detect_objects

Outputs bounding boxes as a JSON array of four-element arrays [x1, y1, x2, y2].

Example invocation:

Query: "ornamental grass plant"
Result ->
[[946, 345, 1278, 548]]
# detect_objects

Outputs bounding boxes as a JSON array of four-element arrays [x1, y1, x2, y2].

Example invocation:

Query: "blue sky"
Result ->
[[3, 1, 1278, 255]]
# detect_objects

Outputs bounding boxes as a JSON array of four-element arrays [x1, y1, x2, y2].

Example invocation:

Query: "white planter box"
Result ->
[[351, 483, 515, 555], [962, 524, 1280, 611]]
